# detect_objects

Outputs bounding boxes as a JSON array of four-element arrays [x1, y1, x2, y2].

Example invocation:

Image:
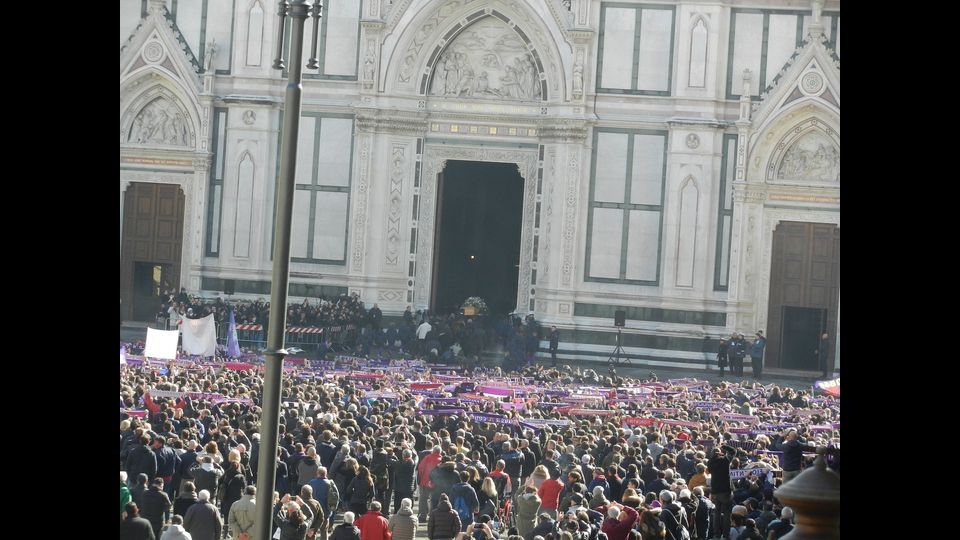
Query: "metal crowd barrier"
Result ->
[[214, 322, 359, 352]]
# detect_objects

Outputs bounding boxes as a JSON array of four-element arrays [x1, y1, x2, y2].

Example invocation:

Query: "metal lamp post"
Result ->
[[254, 2, 323, 540]]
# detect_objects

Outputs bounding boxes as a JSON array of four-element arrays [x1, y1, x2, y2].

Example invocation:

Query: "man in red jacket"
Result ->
[[600, 502, 638, 540], [537, 474, 564, 519], [356, 501, 392, 540], [417, 447, 443, 522]]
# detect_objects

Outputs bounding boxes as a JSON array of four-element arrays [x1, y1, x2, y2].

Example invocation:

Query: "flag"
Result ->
[[120, 345, 127, 365], [226, 308, 241, 358], [181, 314, 217, 357]]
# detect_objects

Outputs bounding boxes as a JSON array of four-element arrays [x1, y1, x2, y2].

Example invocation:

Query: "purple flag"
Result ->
[[226, 308, 241, 358]]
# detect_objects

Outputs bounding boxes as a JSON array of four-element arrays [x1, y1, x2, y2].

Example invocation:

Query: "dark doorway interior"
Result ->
[[780, 306, 826, 370], [133, 262, 167, 322], [432, 160, 524, 315]]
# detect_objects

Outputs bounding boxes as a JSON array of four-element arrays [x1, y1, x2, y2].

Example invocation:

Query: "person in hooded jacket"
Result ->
[[428, 460, 459, 509], [297, 447, 321, 495], [132, 473, 151, 507], [160, 514, 192, 540], [190, 457, 224, 496], [515, 485, 541, 537], [388, 498, 418, 540], [427, 493, 461, 540], [127, 435, 159, 483]]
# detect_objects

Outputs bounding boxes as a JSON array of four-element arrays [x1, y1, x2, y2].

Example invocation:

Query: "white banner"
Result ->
[[145, 328, 180, 359], [181, 314, 217, 357]]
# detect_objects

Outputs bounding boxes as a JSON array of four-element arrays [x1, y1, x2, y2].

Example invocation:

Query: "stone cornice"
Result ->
[[355, 111, 430, 136], [537, 120, 590, 142], [666, 117, 728, 129], [733, 182, 840, 205], [219, 94, 283, 106]]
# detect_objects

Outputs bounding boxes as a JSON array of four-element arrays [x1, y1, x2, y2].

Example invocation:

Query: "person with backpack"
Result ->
[[451, 470, 481, 532], [637, 507, 666, 540], [658, 490, 690, 540], [308, 467, 341, 540], [691, 487, 713, 540]]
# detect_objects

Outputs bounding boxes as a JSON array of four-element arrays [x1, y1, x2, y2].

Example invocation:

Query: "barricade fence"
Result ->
[[151, 317, 359, 352]]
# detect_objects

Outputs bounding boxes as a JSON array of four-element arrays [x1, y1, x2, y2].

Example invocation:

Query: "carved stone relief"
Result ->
[[561, 147, 580, 287], [385, 143, 407, 267], [415, 146, 538, 310], [352, 135, 372, 272], [572, 49, 584, 99], [429, 17, 541, 100], [776, 131, 840, 182], [539, 149, 557, 286], [363, 39, 377, 89], [128, 97, 190, 147]]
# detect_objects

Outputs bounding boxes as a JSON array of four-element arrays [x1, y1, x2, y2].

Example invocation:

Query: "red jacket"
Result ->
[[356, 511, 392, 540], [418, 453, 442, 488], [538, 478, 564, 510], [601, 506, 638, 540]]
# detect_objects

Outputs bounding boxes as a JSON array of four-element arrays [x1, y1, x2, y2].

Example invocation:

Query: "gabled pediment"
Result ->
[[751, 31, 840, 134], [120, 2, 201, 93]]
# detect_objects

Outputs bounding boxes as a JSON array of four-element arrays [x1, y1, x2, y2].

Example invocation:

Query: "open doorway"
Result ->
[[780, 306, 826, 370], [431, 160, 524, 315]]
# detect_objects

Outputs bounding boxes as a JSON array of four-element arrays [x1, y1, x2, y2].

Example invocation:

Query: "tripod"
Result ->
[[608, 327, 628, 367]]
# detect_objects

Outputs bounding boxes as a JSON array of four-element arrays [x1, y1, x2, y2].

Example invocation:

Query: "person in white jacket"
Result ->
[[161, 515, 193, 540]]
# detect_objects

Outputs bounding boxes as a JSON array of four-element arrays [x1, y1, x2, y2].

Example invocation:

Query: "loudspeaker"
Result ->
[[224, 279, 236, 295], [614, 310, 626, 327]]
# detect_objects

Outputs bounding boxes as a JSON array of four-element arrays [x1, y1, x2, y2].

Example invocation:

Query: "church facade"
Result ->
[[120, 0, 840, 372]]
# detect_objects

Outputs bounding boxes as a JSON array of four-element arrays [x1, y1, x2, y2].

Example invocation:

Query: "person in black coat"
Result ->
[[140, 478, 172, 540], [173, 481, 199, 518], [549, 327, 560, 367], [729, 334, 746, 378], [126, 435, 158, 482], [716, 338, 729, 377], [120, 502, 156, 540], [219, 461, 247, 524], [333, 512, 363, 540]]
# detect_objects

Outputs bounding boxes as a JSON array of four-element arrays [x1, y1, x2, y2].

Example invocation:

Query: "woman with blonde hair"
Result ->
[[525, 464, 549, 490], [478, 477, 498, 517]]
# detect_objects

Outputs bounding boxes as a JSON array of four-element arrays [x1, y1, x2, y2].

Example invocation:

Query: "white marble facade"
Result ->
[[120, 0, 840, 370]]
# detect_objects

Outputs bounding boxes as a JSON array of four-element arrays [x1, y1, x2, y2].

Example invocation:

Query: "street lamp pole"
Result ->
[[254, 2, 322, 540]]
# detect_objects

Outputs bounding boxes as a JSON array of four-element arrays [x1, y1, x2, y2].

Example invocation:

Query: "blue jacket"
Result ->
[[750, 337, 766, 358]]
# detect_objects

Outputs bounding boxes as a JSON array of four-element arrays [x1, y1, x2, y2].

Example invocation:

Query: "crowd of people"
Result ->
[[120, 347, 839, 540], [155, 289, 369, 331]]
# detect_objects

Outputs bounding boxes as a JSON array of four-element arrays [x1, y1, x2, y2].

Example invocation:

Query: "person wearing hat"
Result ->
[[750, 331, 766, 380]]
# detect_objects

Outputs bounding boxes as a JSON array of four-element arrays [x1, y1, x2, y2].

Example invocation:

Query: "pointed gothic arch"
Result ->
[[120, 79, 200, 149], [383, 0, 568, 101]]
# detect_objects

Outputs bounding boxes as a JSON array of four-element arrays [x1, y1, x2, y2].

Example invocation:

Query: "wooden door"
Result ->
[[120, 183, 185, 321], [766, 222, 840, 368]]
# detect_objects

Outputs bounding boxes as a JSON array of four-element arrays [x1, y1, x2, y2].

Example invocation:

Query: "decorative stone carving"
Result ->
[[685, 133, 700, 149], [352, 135, 372, 272], [398, 0, 468, 83], [143, 41, 164, 63], [572, 49, 584, 99], [776, 131, 840, 182], [801, 72, 824, 95], [429, 18, 541, 101], [561, 147, 579, 286], [204, 39, 217, 72], [242, 110, 256, 125], [363, 39, 377, 89], [415, 146, 538, 310], [378, 289, 405, 302], [385, 144, 406, 267], [540, 149, 556, 286], [129, 97, 190, 146]]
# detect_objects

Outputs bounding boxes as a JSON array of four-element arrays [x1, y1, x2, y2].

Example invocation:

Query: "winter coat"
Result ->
[[121, 482, 133, 518], [297, 457, 320, 490], [173, 493, 198, 518], [160, 524, 193, 540], [347, 476, 375, 507], [526, 519, 557, 540], [141, 486, 172, 534], [183, 501, 222, 540], [427, 500, 461, 540], [387, 507, 418, 540], [601, 505, 638, 540], [227, 493, 257, 539], [219, 466, 247, 516], [417, 453, 443, 488], [120, 515, 157, 540], [273, 502, 314, 540], [332, 523, 362, 540], [694, 496, 713, 540], [391, 458, 418, 495], [356, 510, 392, 540], [515, 492, 541, 537], [190, 463, 224, 495], [127, 444, 159, 481]]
